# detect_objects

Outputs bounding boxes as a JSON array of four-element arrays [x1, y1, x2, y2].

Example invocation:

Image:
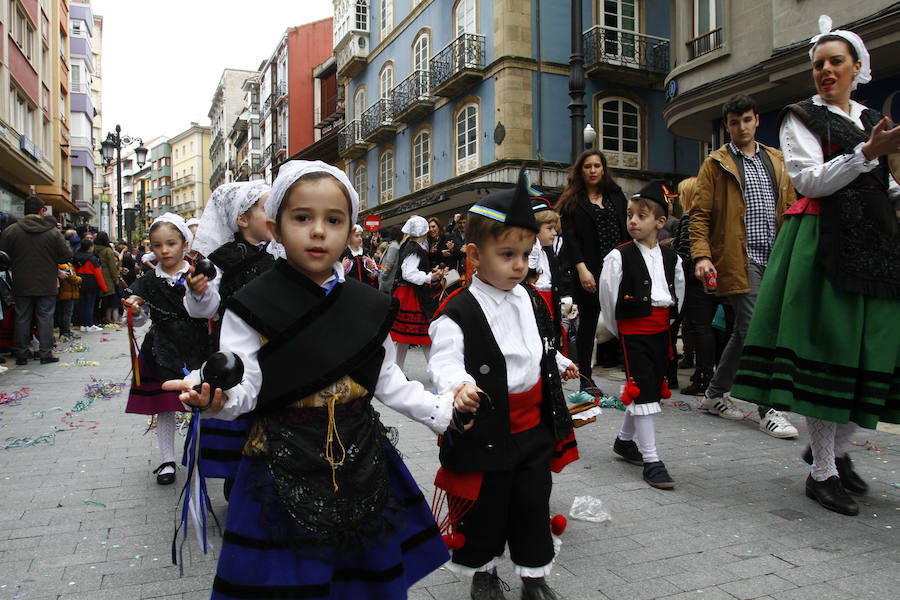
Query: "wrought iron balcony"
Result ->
[[686, 27, 723, 61], [430, 33, 485, 98], [263, 144, 273, 165], [337, 119, 367, 160], [274, 81, 288, 106], [361, 98, 398, 144], [583, 26, 670, 87], [211, 130, 224, 151], [275, 134, 288, 156], [263, 94, 274, 117], [391, 70, 434, 124]]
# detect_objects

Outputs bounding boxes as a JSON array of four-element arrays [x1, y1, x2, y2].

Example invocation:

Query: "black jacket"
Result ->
[[559, 190, 629, 277]]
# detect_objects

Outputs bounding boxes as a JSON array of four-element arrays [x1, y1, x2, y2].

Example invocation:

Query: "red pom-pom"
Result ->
[[550, 514, 567, 536], [660, 379, 672, 399], [621, 378, 640, 405], [442, 532, 466, 550]]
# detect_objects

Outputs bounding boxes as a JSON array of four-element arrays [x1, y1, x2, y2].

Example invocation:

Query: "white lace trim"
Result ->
[[446, 558, 497, 578]]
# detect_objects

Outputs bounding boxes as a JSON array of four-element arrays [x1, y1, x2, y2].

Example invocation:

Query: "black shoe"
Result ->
[[153, 462, 177, 485], [805, 475, 858, 516], [40, 355, 59, 364], [678, 355, 694, 369], [643, 461, 676, 489], [521, 576, 560, 600], [801, 447, 868, 495], [613, 437, 643, 466], [15, 356, 27, 366], [682, 371, 711, 396], [471, 569, 510, 600], [666, 363, 679, 390], [579, 379, 604, 397]]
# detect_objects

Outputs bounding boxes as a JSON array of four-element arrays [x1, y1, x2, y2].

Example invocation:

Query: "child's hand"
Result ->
[[122, 295, 143, 309], [453, 383, 481, 413], [185, 266, 209, 296], [562, 363, 579, 381], [162, 379, 228, 415], [341, 258, 352, 269]]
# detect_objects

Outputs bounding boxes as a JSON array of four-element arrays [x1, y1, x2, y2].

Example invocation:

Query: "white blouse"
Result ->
[[399, 241, 430, 286]]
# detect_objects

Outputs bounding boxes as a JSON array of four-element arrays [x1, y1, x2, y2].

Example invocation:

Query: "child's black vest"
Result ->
[[437, 283, 574, 472], [208, 233, 275, 321], [615, 241, 679, 321]]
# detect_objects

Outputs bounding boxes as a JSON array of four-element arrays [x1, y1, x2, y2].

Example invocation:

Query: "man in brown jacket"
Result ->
[[0, 195, 72, 364], [690, 94, 798, 438]]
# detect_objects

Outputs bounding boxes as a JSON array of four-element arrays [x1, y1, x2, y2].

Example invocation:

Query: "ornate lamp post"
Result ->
[[100, 124, 147, 240]]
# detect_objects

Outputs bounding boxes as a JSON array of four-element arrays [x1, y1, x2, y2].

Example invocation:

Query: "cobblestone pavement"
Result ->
[[0, 329, 897, 600]]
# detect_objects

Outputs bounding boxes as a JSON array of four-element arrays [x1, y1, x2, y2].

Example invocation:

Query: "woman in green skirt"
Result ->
[[732, 15, 900, 516]]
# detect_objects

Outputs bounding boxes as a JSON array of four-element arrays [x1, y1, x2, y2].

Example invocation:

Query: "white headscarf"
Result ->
[[809, 15, 871, 91], [192, 181, 271, 257], [401, 215, 428, 237], [266, 161, 359, 260], [150, 212, 192, 255], [186, 218, 201, 228]]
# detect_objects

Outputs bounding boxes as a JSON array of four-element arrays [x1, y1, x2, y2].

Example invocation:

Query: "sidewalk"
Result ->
[[0, 332, 897, 600]]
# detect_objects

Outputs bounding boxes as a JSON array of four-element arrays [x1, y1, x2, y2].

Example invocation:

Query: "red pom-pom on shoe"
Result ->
[[550, 514, 567, 536], [442, 532, 466, 550], [660, 379, 672, 399], [621, 378, 640, 405]]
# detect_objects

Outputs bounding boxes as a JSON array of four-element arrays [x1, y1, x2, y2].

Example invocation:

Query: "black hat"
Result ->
[[528, 174, 553, 214], [469, 168, 539, 233], [631, 180, 674, 218]]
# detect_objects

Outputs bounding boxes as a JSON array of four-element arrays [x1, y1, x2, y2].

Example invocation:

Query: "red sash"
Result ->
[[618, 306, 670, 335], [509, 379, 543, 434]]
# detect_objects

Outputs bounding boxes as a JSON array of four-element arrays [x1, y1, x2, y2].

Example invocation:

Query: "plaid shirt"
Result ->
[[730, 142, 776, 266]]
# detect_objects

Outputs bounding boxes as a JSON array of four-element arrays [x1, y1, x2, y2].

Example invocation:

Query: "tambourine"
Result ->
[[889, 153, 900, 186]]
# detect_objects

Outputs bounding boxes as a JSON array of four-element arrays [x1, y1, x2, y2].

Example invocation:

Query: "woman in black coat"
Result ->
[[557, 150, 629, 391]]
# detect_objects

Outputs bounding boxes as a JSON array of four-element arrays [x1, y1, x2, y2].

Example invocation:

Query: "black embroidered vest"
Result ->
[[437, 283, 575, 472], [614, 241, 679, 321], [208, 233, 275, 321], [396, 239, 438, 317], [779, 100, 899, 299]]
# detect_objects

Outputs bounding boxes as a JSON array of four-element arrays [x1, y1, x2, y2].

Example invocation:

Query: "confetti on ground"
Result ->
[[104, 353, 129, 360], [59, 341, 90, 353], [71, 378, 125, 412], [3, 432, 55, 449], [83, 499, 106, 507], [62, 359, 101, 367], [0, 387, 30, 406]]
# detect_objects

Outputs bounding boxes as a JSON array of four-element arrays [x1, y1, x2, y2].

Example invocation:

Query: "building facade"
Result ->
[[259, 19, 333, 181], [149, 140, 172, 220], [227, 70, 264, 182], [169, 122, 211, 219], [292, 55, 345, 166], [663, 1, 900, 148], [5, 0, 71, 219], [334, 0, 700, 226], [208, 68, 256, 191], [66, 1, 95, 222], [90, 9, 101, 223]]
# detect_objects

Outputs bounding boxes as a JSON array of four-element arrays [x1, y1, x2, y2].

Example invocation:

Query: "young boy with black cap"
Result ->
[[428, 169, 579, 600], [598, 180, 685, 489]]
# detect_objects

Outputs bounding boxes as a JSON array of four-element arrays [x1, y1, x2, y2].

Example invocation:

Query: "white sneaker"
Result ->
[[0, 365, 8, 374], [701, 392, 744, 420], [87, 325, 103, 332], [759, 409, 799, 438], [80, 326, 87, 332]]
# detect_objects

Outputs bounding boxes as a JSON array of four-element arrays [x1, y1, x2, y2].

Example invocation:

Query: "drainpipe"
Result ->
[[535, 0, 544, 185]]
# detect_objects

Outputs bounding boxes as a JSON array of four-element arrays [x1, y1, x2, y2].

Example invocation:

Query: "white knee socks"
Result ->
[[632, 414, 658, 463], [156, 412, 176, 474], [618, 412, 635, 442], [807, 417, 838, 481]]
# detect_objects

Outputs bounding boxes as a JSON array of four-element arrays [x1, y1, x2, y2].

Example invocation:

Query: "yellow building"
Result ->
[[169, 123, 211, 220]]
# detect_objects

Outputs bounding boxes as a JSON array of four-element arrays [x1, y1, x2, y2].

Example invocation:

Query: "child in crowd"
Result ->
[[163, 160, 454, 599], [56, 259, 81, 341], [183, 181, 274, 496], [73, 238, 107, 332], [428, 169, 579, 600], [123, 213, 212, 485], [528, 190, 566, 354], [340, 224, 377, 286], [185, 217, 202, 261], [598, 181, 685, 489], [390, 215, 446, 368]]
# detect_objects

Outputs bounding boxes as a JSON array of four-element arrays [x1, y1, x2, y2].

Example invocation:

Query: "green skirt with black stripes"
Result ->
[[732, 212, 900, 429]]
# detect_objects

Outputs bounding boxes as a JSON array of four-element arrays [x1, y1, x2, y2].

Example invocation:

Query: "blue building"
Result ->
[[69, 2, 98, 223], [332, 0, 700, 226]]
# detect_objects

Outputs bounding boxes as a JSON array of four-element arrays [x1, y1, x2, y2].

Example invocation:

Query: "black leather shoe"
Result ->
[[471, 569, 509, 600], [613, 437, 643, 466], [40, 355, 59, 364], [643, 461, 676, 489], [521, 576, 561, 600], [682, 371, 711, 396], [153, 462, 177, 485], [15, 356, 27, 366], [802, 447, 867, 495], [805, 475, 858, 516]]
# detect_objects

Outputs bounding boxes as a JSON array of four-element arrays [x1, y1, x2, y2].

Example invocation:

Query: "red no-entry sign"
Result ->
[[363, 215, 382, 232]]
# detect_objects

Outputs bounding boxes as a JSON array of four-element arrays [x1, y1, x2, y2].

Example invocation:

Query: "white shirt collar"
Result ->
[[470, 273, 524, 305], [811, 94, 866, 125], [348, 245, 364, 257], [154, 260, 191, 285], [320, 261, 346, 291]]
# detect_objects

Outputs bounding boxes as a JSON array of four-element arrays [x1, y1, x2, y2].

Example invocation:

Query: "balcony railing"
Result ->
[[211, 130, 224, 151], [337, 119, 367, 160], [211, 164, 226, 185], [70, 81, 91, 95], [172, 175, 196, 189], [584, 26, 670, 74], [263, 94, 274, 117], [274, 134, 287, 155], [263, 144, 274, 165], [686, 27, 723, 61], [391, 70, 434, 123], [430, 33, 485, 98], [361, 98, 398, 143], [315, 95, 344, 128], [70, 134, 93, 150], [274, 81, 288, 105]]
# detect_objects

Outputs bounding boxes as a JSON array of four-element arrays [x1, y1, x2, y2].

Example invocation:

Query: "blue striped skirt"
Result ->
[[182, 415, 254, 480], [211, 441, 449, 599]]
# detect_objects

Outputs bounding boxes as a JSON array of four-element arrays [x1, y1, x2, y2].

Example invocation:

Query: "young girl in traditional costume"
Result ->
[[124, 213, 211, 485], [164, 160, 454, 599], [390, 215, 446, 368], [340, 223, 377, 286], [733, 16, 900, 516]]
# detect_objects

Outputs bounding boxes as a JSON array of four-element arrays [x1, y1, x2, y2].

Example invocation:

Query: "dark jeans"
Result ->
[[79, 292, 97, 327], [684, 278, 718, 376], [573, 287, 600, 385], [14, 295, 56, 359], [57, 299, 75, 336]]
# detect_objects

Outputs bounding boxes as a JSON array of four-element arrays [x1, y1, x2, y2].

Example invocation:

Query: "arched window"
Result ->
[[412, 30, 430, 73], [412, 129, 431, 191], [454, 0, 476, 36], [455, 102, 478, 175], [355, 162, 368, 209], [599, 96, 641, 169], [354, 86, 366, 120], [379, 63, 394, 100], [380, 0, 393, 39], [379, 149, 394, 203]]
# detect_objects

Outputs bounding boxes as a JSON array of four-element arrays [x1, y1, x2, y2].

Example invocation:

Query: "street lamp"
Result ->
[[101, 124, 146, 240], [584, 124, 597, 149]]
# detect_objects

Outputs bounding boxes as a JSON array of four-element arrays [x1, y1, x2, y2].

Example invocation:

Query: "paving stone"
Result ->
[[719, 574, 798, 599]]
